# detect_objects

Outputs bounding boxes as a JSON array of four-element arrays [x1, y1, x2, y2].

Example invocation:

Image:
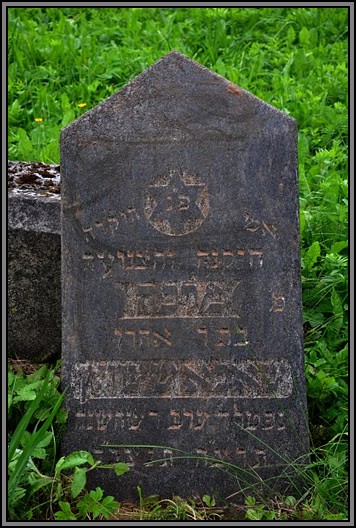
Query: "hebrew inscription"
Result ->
[[96, 446, 268, 469], [119, 280, 240, 318], [81, 247, 264, 279], [144, 170, 209, 236], [71, 359, 293, 403], [113, 322, 249, 350], [75, 408, 286, 433]]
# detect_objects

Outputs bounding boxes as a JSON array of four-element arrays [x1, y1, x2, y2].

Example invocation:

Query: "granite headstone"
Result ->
[[60, 51, 309, 501]]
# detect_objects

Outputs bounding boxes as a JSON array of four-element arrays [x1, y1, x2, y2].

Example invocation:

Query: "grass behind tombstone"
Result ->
[[7, 6, 348, 521]]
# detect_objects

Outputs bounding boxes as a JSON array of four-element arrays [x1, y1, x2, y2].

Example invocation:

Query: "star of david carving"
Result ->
[[144, 170, 209, 236]]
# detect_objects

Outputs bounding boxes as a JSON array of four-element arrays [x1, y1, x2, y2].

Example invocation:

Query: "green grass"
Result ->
[[8, 6, 349, 521]]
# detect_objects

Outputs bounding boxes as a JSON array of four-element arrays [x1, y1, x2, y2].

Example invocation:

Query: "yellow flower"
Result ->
[[34, 117, 43, 123], [78, 103, 87, 108]]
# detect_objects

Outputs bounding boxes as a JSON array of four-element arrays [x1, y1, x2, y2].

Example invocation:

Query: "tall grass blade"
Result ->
[[8, 389, 65, 506], [8, 369, 51, 464]]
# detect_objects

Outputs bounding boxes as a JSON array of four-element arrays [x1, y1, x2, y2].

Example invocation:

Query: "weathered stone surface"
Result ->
[[8, 167, 62, 361], [60, 51, 309, 501], [8, 192, 61, 235], [8, 228, 61, 361]]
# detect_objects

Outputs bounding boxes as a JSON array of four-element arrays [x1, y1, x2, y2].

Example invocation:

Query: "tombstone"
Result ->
[[60, 51, 309, 501]]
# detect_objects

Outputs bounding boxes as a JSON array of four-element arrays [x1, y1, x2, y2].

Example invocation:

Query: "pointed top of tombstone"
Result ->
[[61, 50, 295, 150]]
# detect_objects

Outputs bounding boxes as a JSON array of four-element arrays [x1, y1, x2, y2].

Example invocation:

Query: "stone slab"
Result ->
[[8, 164, 62, 361], [60, 51, 309, 501]]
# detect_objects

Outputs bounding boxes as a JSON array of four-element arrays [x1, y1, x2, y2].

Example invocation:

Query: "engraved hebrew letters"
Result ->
[[144, 170, 209, 236]]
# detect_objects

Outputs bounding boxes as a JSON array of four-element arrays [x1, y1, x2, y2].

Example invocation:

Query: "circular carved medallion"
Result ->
[[144, 170, 209, 236]]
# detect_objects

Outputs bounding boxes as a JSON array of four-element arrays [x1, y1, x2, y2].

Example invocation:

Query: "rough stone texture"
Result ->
[[8, 160, 61, 195], [8, 229, 61, 361], [60, 51, 309, 501], [8, 192, 61, 235], [8, 164, 62, 361]]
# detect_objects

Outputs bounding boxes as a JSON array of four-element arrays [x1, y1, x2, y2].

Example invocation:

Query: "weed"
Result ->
[[124, 486, 222, 521], [8, 363, 65, 519], [7, 363, 130, 521], [105, 432, 348, 521]]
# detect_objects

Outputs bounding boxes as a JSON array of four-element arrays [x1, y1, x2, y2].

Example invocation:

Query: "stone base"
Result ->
[[8, 163, 61, 361]]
